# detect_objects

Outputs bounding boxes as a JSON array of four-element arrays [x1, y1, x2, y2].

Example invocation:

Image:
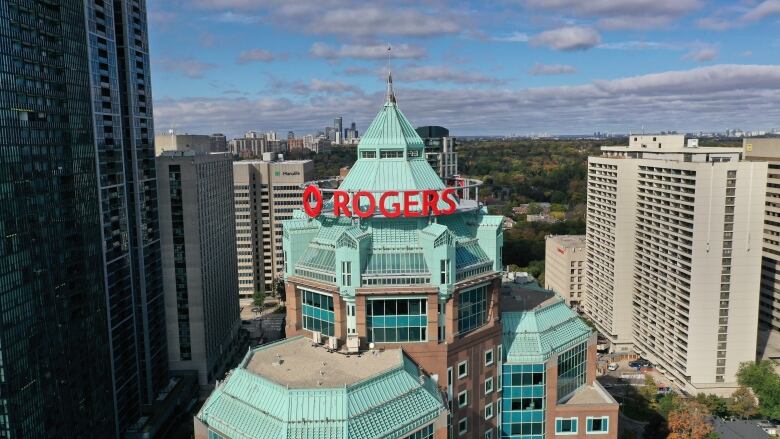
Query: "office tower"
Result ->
[[282, 76, 504, 438], [743, 137, 780, 354], [210, 133, 227, 152], [194, 337, 448, 438], [156, 151, 245, 387], [415, 126, 458, 179], [287, 131, 294, 140], [334, 116, 343, 142], [586, 135, 765, 394], [501, 293, 618, 437], [233, 156, 314, 297], [303, 135, 331, 153], [544, 235, 587, 307], [325, 126, 336, 141], [2, 0, 167, 436], [155, 133, 214, 155], [230, 133, 287, 158], [0, 1, 115, 436], [86, 0, 167, 431]]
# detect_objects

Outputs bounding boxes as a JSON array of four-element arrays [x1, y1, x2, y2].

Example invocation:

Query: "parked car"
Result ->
[[629, 358, 653, 368], [608, 363, 619, 371]]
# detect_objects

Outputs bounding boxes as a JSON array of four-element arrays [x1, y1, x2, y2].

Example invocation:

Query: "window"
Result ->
[[440, 259, 450, 284], [587, 417, 609, 434], [557, 342, 587, 400], [458, 390, 468, 408], [403, 424, 434, 439], [301, 289, 335, 336], [485, 377, 493, 395], [555, 417, 578, 435], [497, 371, 502, 391], [458, 418, 468, 436], [458, 360, 468, 378], [484, 429, 493, 439], [380, 150, 404, 158], [485, 349, 494, 366], [457, 284, 488, 334], [341, 261, 351, 286], [485, 402, 494, 420], [497, 344, 503, 362], [362, 151, 376, 158], [366, 298, 428, 343]]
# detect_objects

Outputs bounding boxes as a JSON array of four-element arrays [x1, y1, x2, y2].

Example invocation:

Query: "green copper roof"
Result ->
[[357, 74, 424, 154], [503, 297, 592, 364], [196, 337, 446, 439]]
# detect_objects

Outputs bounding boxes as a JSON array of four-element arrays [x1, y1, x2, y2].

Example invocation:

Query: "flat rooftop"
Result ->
[[500, 280, 558, 312], [561, 383, 617, 406], [547, 235, 585, 248], [245, 337, 402, 388]]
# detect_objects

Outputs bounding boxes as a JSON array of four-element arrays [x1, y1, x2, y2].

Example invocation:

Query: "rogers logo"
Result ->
[[303, 186, 458, 218]]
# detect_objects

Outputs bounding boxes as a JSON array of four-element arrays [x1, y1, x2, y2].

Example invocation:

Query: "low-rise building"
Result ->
[[194, 336, 448, 438], [545, 235, 587, 307], [501, 290, 619, 438]]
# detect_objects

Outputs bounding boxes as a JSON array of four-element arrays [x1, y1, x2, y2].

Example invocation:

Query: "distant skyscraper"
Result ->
[[157, 151, 245, 387], [233, 157, 314, 297], [1, 0, 166, 436], [287, 131, 295, 139], [334, 116, 343, 140], [586, 135, 765, 394], [210, 133, 228, 152], [416, 126, 458, 178]]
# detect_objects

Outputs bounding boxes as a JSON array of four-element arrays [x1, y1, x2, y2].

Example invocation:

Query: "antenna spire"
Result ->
[[386, 44, 396, 104]]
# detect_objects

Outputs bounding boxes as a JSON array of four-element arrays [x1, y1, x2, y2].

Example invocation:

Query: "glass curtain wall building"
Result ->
[[1, 0, 114, 436], [1, 0, 165, 436]]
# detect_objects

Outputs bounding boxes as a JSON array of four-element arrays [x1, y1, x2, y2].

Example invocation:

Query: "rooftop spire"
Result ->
[[386, 44, 396, 104]]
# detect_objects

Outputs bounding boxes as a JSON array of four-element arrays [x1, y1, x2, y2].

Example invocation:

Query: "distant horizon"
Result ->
[[150, 1, 780, 138]]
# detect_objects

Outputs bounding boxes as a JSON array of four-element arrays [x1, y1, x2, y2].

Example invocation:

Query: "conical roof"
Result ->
[[340, 74, 443, 196]]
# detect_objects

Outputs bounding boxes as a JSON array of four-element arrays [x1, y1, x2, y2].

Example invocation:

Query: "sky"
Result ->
[[149, 0, 780, 137]]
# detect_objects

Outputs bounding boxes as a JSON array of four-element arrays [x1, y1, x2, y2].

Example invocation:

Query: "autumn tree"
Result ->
[[729, 386, 758, 419], [668, 401, 713, 439], [695, 393, 730, 418], [737, 360, 780, 419]]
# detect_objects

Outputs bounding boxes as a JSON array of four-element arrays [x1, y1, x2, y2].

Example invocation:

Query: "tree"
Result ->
[[729, 386, 758, 419], [695, 393, 730, 418], [252, 289, 266, 309], [668, 401, 714, 439], [737, 360, 780, 419], [657, 393, 682, 419], [638, 375, 657, 402]]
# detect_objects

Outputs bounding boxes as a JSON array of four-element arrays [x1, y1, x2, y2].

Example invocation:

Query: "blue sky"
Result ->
[[149, 0, 780, 136]]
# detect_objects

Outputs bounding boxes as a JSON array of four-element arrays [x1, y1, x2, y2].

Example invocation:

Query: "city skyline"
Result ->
[[150, 1, 780, 137]]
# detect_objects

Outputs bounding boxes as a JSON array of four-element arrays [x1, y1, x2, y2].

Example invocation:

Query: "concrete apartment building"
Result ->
[[233, 155, 314, 297], [229, 132, 287, 158], [156, 151, 245, 387], [586, 134, 766, 395], [743, 137, 780, 356], [155, 133, 228, 155], [545, 235, 587, 307]]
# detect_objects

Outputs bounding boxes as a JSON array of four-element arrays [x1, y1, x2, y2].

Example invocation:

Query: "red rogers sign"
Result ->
[[303, 185, 458, 218]]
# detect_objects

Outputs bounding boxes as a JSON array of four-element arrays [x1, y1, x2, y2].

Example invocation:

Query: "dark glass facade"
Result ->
[[1, 0, 165, 436], [0, 0, 114, 437]]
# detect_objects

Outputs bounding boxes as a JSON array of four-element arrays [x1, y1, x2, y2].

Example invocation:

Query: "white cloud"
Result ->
[[530, 26, 601, 51], [493, 32, 530, 42], [682, 45, 718, 62], [310, 43, 426, 60], [154, 65, 780, 136], [598, 41, 674, 50], [396, 65, 506, 84], [529, 63, 577, 75], [155, 57, 216, 78], [237, 48, 279, 64], [195, 1, 461, 38], [523, 0, 701, 29], [698, 0, 780, 30]]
